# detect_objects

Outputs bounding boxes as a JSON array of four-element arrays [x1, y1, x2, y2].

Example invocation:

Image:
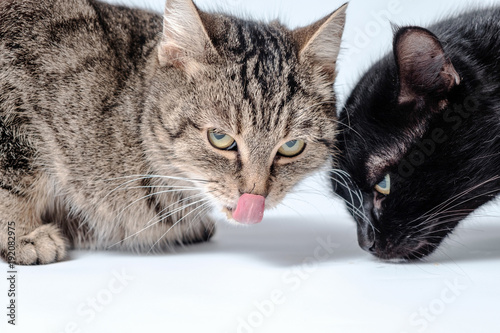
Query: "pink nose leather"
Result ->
[[232, 194, 266, 224]]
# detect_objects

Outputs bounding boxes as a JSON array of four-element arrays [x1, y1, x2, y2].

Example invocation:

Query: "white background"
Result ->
[[3, 0, 500, 332]]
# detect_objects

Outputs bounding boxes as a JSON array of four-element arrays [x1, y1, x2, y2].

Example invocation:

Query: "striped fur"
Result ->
[[0, 0, 346, 264]]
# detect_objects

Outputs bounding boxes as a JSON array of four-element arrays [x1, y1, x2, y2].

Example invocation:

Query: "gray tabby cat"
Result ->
[[0, 0, 346, 265]]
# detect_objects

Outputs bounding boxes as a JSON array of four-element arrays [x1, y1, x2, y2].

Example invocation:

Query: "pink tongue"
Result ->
[[232, 194, 266, 225]]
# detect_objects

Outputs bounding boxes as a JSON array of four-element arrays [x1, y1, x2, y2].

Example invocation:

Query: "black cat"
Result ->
[[333, 8, 500, 260]]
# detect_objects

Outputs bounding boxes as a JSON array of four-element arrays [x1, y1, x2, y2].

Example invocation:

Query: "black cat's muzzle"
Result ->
[[354, 194, 441, 261], [331, 174, 376, 252], [332, 173, 442, 260], [357, 214, 442, 261], [356, 216, 375, 252]]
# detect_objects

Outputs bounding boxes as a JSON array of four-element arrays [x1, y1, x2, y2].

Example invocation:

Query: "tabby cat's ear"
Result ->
[[292, 3, 347, 83], [158, 0, 218, 73], [394, 27, 461, 105]]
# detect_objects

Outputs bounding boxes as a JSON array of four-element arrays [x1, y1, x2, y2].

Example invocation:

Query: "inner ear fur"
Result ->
[[158, 0, 219, 74], [292, 3, 348, 84], [394, 27, 461, 105]]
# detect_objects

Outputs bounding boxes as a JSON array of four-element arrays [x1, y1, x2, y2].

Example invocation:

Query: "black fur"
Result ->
[[333, 7, 500, 260]]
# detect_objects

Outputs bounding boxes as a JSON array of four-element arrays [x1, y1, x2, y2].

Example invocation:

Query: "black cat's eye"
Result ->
[[374, 174, 391, 195], [208, 129, 237, 150], [277, 139, 306, 158]]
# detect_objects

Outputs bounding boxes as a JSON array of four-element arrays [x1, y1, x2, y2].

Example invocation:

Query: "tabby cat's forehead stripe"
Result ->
[[222, 19, 298, 130]]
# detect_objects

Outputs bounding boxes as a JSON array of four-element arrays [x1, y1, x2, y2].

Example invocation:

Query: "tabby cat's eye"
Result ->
[[277, 139, 306, 157], [374, 174, 391, 195], [208, 129, 236, 150]]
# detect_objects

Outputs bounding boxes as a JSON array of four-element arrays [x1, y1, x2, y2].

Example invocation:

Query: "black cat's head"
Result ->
[[333, 26, 499, 260]]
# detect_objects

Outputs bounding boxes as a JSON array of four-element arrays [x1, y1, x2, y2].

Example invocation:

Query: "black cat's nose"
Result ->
[[359, 235, 375, 253], [356, 220, 375, 253]]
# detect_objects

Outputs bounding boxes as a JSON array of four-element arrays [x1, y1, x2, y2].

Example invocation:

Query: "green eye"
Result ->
[[208, 129, 236, 150], [374, 174, 391, 195], [278, 139, 306, 157]]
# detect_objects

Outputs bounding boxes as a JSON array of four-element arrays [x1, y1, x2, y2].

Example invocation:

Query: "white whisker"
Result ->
[[147, 201, 213, 253], [107, 194, 212, 248]]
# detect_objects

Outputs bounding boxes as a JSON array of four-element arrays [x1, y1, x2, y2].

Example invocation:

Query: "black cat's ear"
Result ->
[[394, 27, 461, 105], [293, 3, 348, 84], [158, 0, 218, 73]]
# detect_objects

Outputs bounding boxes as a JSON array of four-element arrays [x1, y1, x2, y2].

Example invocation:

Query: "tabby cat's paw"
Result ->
[[177, 220, 216, 245], [15, 224, 68, 265]]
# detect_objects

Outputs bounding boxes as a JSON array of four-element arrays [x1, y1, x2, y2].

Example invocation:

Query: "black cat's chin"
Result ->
[[355, 217, 449, 261], [363, 238, 440, 261], [370, 240, 438, 262]]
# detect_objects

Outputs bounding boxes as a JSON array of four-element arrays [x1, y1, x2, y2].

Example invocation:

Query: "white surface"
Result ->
[[3, 0, 500, 332]]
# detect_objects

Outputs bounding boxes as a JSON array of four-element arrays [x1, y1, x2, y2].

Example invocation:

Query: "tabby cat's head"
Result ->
[[144, 0, 347, 224]]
